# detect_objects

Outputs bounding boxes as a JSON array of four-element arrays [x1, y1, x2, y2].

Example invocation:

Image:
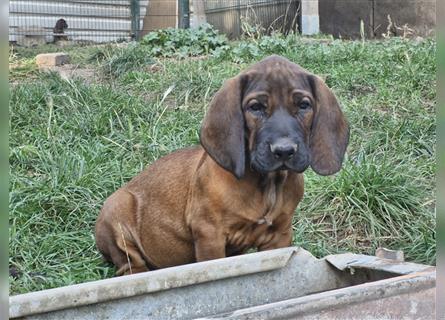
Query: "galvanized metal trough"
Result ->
[[10, 247, 435, 319]]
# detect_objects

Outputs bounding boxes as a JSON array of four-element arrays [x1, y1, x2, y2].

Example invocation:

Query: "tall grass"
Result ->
[[9, 35, 436, 294]]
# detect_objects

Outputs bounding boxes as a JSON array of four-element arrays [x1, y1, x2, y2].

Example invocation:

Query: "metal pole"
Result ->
[[370, 0, 375, 38], [130, 0, 140, 40], [179, 0, 190, 28], [237, 0, 241, 37]]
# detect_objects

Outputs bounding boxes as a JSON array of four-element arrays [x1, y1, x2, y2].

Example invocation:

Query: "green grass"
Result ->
[[9, 35, 436, 295]]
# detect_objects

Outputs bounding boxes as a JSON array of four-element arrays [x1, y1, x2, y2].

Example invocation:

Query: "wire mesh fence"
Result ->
[[204, 0, 300, 39], [9, 0, 149, 45], [9, 0, 300, 46]]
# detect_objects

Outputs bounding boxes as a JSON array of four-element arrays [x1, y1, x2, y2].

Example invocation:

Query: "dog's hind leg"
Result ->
[[114, 235, 149, 276], [96, 221, 149, 275], [111, 216, 150, 275], [96, 189, 150, 276]]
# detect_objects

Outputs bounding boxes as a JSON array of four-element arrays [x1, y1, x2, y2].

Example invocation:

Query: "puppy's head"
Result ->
[[200, 55, 349, 179], [54, 19, 68, 33]]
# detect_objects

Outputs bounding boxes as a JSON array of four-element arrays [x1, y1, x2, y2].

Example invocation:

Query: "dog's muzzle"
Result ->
[[270, 138, 298, 162]]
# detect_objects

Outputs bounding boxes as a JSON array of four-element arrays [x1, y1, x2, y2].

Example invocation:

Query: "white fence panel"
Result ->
[[9, 0, 149, 43]]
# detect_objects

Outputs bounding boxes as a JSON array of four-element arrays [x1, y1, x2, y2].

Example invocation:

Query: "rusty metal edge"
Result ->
[[201, 270, 436, 319], [325, 253, 434, 275], [9, 247, 297, 318]]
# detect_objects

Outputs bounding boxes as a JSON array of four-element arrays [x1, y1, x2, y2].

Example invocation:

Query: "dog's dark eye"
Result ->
[[250, 103, 266, 112], [300, 100, 311, 110]]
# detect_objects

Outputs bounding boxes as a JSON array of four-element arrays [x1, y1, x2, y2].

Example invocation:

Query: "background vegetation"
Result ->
[[9, 26, 436, 294]]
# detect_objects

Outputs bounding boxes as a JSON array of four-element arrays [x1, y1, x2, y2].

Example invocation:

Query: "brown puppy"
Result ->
[[53, 19, 68, 42], [95, 55, 349, 275]]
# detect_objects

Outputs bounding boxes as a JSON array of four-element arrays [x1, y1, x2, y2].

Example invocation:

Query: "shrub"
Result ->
[[140, 23, 229, 58]]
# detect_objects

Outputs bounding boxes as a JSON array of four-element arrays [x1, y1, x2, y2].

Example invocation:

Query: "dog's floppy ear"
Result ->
[[200, 74, 248, 179], [308, 75, 349, 176]]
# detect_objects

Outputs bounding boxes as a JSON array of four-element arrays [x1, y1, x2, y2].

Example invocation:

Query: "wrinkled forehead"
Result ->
[[243, 58, 312, 94]]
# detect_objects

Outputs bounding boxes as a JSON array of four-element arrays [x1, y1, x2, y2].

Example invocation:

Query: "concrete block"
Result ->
[[301, 0, 319, 15], [301, 0, 320, 35], [190, 0, 207, 28], [302, 15, 320, 35], [36, 53, 70, 68]]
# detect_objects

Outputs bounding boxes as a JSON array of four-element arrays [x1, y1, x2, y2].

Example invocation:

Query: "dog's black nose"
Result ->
[[270, 140, 298, 161]]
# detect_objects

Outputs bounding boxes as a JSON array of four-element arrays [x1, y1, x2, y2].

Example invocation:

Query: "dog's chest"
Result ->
[[225, 172, 289, 250], [226, 222, 275, 252]]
